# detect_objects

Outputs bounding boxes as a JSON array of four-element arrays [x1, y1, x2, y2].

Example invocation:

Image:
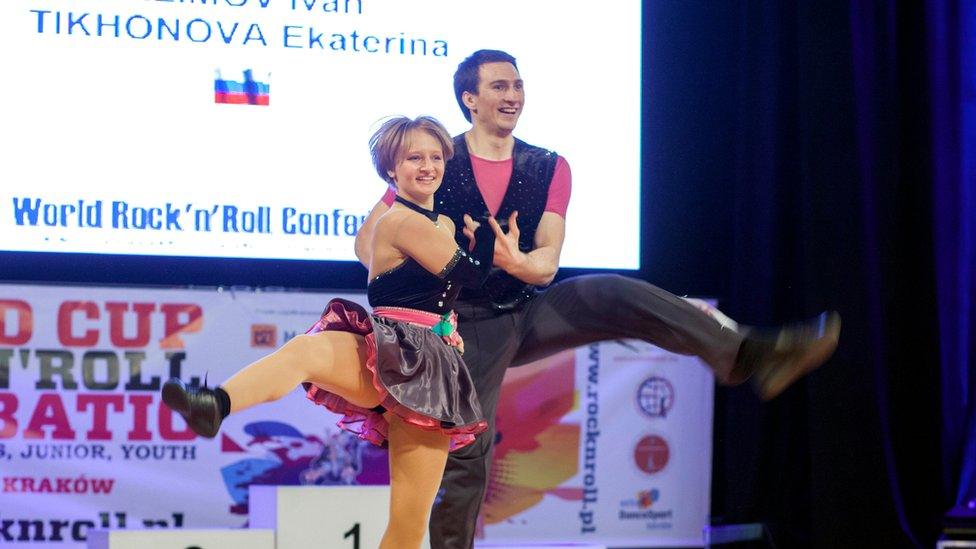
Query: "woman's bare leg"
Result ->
[[221, 331, 381, 412], [380, 415, 451, 549]]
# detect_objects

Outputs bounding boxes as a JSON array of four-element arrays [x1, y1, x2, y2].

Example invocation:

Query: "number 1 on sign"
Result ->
[[344, 523, 360, 549]]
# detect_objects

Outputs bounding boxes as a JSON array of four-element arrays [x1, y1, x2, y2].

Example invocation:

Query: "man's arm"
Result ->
[[488, 211, 565, 286], [354, 200, 391, 268]]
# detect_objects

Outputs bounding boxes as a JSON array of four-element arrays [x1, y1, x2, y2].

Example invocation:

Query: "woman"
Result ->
[[161, 115, 494, 549]]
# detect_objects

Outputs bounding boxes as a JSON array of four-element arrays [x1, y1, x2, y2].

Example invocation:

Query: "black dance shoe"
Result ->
[[749, 311, 842, 401], [161, 378, 222, 438]]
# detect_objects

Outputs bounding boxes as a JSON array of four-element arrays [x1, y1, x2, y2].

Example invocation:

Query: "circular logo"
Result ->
[[636, 376, 674, 418], [634, 435, 670, 474]]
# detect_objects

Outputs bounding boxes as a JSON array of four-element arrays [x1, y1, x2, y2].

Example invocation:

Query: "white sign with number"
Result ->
[[250, 485, 431, 549]]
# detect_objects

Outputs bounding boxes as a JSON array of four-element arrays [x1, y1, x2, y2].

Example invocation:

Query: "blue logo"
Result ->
[[636, 376, 674, 418]]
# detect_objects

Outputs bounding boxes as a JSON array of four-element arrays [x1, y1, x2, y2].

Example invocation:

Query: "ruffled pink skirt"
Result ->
[[303, 298, 487, 451]]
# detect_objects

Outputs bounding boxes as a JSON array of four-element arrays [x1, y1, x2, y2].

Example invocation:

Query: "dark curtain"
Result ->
[[644, 1, 975, 547], [934, 0, 976, 513]]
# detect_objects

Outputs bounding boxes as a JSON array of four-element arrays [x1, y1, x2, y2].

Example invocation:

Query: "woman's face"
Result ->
[[389, 130, 445, 202]]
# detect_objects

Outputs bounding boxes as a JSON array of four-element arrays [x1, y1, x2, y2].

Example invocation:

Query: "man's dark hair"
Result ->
[[453, 49, 518, 122]]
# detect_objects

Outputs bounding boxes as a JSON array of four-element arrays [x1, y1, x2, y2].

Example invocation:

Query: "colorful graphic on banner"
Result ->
[[483, 351, 582, 527], [0, 284, 713, 547]]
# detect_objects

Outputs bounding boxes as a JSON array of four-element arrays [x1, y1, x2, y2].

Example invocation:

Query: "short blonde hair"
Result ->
[[369, 116, 454, 185]]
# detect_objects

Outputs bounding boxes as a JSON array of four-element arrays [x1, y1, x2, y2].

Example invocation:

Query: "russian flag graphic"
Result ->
[[215, 68, 270, 106]]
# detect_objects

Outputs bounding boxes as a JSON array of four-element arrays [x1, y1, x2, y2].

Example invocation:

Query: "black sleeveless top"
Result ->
[[367, 252, 466, 315], [366, 197, 494, 315]]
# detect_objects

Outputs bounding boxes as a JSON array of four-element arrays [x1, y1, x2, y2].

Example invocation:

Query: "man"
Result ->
[[355, 49, 841, 549]]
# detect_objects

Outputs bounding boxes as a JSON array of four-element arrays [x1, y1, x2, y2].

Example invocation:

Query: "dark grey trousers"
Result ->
[[428, 274, 744, 549]]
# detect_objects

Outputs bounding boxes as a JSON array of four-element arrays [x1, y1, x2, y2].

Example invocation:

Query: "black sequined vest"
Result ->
[[435, 134, 559, 310]]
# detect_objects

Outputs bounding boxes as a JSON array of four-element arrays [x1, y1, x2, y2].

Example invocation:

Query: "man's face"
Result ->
[[465, 62, 524, 134]]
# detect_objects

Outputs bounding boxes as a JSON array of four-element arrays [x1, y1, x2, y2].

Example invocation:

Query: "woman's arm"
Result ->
[[355, 200, 392, 268], [391, 214, 495, 288]]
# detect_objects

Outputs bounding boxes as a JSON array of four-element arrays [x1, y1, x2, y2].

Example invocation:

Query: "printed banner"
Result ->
[[481, 341, 714, 547], [0, 284, 712, 547]]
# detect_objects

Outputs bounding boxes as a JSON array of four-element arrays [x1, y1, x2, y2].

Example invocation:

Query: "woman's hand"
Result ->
[[461, 214, 482, 251]]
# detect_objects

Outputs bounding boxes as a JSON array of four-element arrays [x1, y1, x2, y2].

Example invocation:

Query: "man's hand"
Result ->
[[486, 211, 564, 286], [488, 211, 528, 272]]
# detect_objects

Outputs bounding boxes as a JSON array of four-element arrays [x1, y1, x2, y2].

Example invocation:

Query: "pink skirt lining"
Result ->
[[304, 302, 487, 452]]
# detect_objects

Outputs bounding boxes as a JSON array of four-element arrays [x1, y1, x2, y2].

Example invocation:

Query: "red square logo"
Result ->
[[251, 324, 277, 348]]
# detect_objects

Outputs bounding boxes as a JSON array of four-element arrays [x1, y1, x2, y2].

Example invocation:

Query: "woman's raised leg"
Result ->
[[222, 330, 381, 412], [164, 330, 382, 437]]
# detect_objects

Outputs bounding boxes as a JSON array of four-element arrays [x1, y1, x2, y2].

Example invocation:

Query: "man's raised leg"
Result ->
[[511, 274, 839, 399], [512, 274, 745, 380]]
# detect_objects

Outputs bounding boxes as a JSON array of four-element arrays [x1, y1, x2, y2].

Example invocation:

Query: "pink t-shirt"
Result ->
[[381, 154, 572, 217]]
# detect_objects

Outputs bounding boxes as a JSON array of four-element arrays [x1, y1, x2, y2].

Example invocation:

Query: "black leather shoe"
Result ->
[[161, 378, 222, 438], [751, 311, 842, 401]]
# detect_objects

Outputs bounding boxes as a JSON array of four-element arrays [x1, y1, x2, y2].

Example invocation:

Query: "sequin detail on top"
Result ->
[[437, 249, 464, 278], [435, 134, 558, 310], [369, 219, 493, 315], [368, 258, 463, 316]]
